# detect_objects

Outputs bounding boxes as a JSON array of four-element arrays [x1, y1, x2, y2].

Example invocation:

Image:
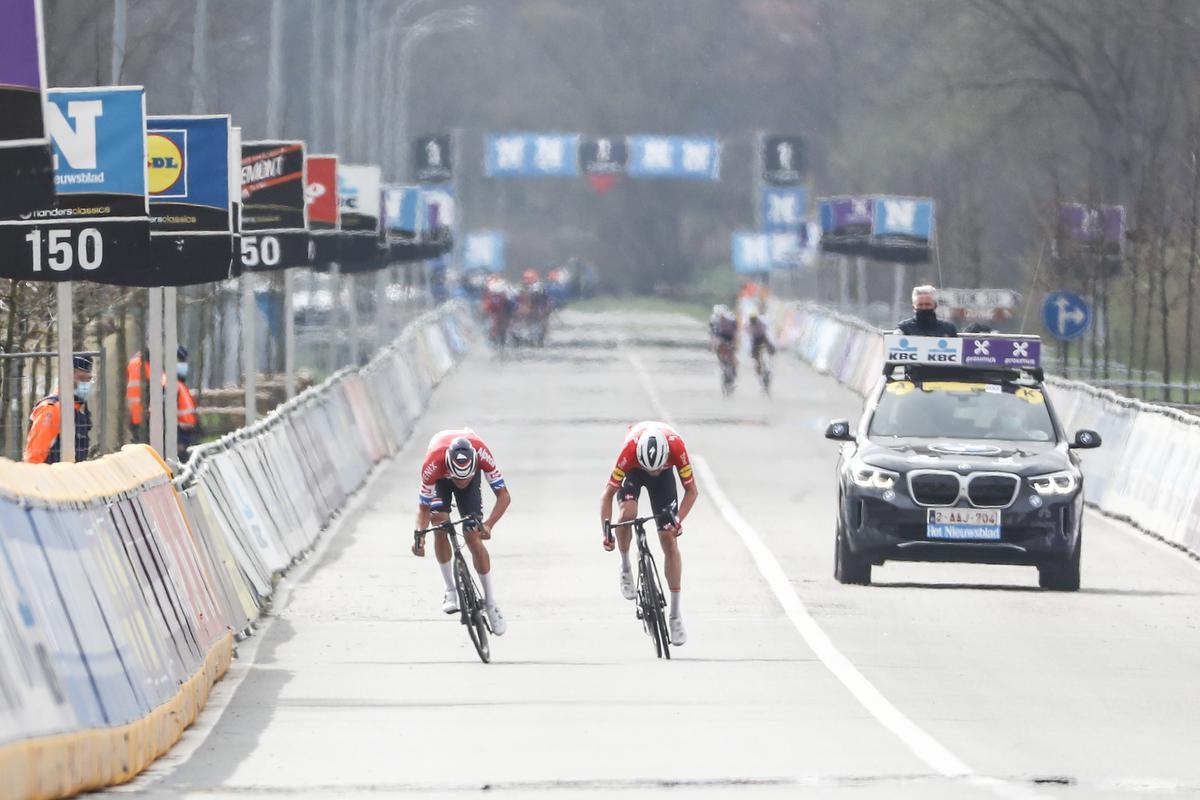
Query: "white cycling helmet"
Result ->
[[445, 437, 478, 480], [635, 427, 670, 472]]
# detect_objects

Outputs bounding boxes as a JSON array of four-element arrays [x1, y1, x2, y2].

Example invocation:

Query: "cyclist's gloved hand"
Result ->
[[601, 520, 615, 552], [412, 530, 426, 557], [479, 522, 492, 540]]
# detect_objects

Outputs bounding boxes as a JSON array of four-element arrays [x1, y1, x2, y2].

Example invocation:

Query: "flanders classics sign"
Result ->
[[240, 140, 310, 271], [0, 85, 151, 285]]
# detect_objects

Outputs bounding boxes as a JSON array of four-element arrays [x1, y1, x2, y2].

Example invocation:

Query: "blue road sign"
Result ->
[[1041, 291, 1092, 341]]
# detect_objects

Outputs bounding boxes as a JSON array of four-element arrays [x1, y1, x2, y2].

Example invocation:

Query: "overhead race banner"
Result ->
[[762, 134, 804, 186], [146, 115, 234, 286], [1054, 202, 1125, 275], [0, 85, 151, 284], [485, 132, 580, 177], [305, 154, 338, 265], [240, 140, 309, 270], [463, 230, 505, 271], [337, 163, 382, 270], [761, 186, 806, 232], [0, 0, 55, 215], [412, 133, 452, 183], [627, 135, 720, 180]]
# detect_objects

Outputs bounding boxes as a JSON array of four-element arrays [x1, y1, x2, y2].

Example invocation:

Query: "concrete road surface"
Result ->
[[108, 310, 1200, 799]]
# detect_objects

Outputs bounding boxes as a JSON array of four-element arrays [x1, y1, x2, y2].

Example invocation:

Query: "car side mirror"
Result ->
[[825, 420, 855, 442], [1069, 429, 1101, 449]]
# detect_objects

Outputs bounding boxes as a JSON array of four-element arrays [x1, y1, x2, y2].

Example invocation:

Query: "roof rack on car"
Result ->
[[882, 333, 1044, 382]]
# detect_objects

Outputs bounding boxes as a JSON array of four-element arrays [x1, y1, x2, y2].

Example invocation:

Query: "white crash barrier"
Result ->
[[0, 302, 474, 800], [773, 302, 1200, 558]]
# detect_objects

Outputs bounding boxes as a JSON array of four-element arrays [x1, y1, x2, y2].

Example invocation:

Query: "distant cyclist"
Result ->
[[599, 421, 699, 645], [897, 285, 958, 337], [709, 304, 738, 375], [412, 429, 511, 635], [746, 310, 775, 376]]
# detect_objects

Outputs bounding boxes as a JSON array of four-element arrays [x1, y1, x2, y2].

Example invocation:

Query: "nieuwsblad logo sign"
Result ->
[[0, 86, 151, 285]]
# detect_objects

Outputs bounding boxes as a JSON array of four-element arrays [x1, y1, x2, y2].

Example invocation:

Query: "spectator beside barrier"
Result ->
[[23, 354, 94, 464], [772, 302, 1200, 559], [0, 302, 475, 800]]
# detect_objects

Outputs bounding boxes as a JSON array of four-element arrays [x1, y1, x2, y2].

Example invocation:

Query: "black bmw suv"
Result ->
[[825, 344, 1100, 590]]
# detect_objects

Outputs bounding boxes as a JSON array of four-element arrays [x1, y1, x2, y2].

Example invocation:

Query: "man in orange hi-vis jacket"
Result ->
[[24, 354, 94, 464]]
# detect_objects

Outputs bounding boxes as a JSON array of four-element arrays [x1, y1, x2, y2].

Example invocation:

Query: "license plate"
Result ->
[[927, 508, 1001, 541]]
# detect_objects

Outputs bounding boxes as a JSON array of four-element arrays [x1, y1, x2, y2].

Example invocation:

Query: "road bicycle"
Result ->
[[605, 509, 675, 659], [415, 516, 492, 663]]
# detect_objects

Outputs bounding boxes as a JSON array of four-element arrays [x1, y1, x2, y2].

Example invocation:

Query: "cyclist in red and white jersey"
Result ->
[[412, 428, 511, 634], [599, 421, 699, 644]]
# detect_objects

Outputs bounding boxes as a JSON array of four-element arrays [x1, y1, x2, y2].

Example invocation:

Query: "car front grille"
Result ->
[[967, 474, 1020, 508], [909, 473, 960, 506]]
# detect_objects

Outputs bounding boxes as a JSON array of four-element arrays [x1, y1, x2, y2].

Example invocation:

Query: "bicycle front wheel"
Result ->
[[640, 552, 669, 659], [455, 556, 491, 664]]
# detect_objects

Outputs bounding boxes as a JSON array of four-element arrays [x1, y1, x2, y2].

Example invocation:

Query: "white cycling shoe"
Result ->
[[441, 589, 459, 615], [619, 568, 636, 600], [486, 605, 507, 636], [669, 614, 687, 646]]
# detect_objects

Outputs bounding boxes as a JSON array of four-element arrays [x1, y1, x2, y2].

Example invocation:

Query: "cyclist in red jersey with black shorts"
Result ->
[[412, 428, 511, 635], [599, 421, 699, 645]]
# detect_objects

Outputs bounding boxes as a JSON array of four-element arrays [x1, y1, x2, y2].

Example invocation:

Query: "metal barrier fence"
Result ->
[[772, 302, 1200, 560], [0, 350, 107, 462], [0, 302, 474, 800]]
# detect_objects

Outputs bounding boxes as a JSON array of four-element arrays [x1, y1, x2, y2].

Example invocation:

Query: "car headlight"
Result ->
[[1028, 470, 1077, 496], [851, 464, 899, 490]]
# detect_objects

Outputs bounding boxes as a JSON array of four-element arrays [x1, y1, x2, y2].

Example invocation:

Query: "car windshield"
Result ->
[[868, 379, 1056, 442]]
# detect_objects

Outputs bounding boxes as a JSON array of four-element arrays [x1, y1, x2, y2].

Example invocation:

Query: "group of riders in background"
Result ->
[[710, 280, 776, 396], [469, 258, 595, 349]]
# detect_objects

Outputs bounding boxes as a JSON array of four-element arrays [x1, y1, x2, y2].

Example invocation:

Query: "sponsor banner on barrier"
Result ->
[[412, 133, 452, 183], [0, 0, 55, 215], [337, 164, 381, 234], [485, 132, 580, 177], [338, 163, 382, 270], [464, 230, 505, 271], [146, 115, 235, 286], [383, 184, 422, 239], [305, 154, 338, 266], [761, 134, 804, 185], [627, 135, 720, 180], [241, 139, 310, 270], [305, 154, 338, 231], [0, 86, 152, 284]]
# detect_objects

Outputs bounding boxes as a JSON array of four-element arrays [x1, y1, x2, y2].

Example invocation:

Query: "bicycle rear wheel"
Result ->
[[454, 556, 491, 663]]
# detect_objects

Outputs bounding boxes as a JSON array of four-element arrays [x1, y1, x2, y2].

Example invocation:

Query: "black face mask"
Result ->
[[915, 308, 938, 327]]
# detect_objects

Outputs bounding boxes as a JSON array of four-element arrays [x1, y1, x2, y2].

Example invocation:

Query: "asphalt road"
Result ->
[[109, 310, 1200, 799]]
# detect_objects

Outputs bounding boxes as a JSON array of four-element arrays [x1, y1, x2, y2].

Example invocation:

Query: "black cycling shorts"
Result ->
[[432, 471, 483, 518], [618, 468, 678, 529]]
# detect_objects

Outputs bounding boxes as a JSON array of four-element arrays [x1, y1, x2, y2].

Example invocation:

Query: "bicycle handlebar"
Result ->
[[415, 516, 480, 542]]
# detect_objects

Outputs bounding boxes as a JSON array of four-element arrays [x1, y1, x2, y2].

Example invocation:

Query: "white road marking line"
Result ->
[[626, 352, 1045, 799]]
